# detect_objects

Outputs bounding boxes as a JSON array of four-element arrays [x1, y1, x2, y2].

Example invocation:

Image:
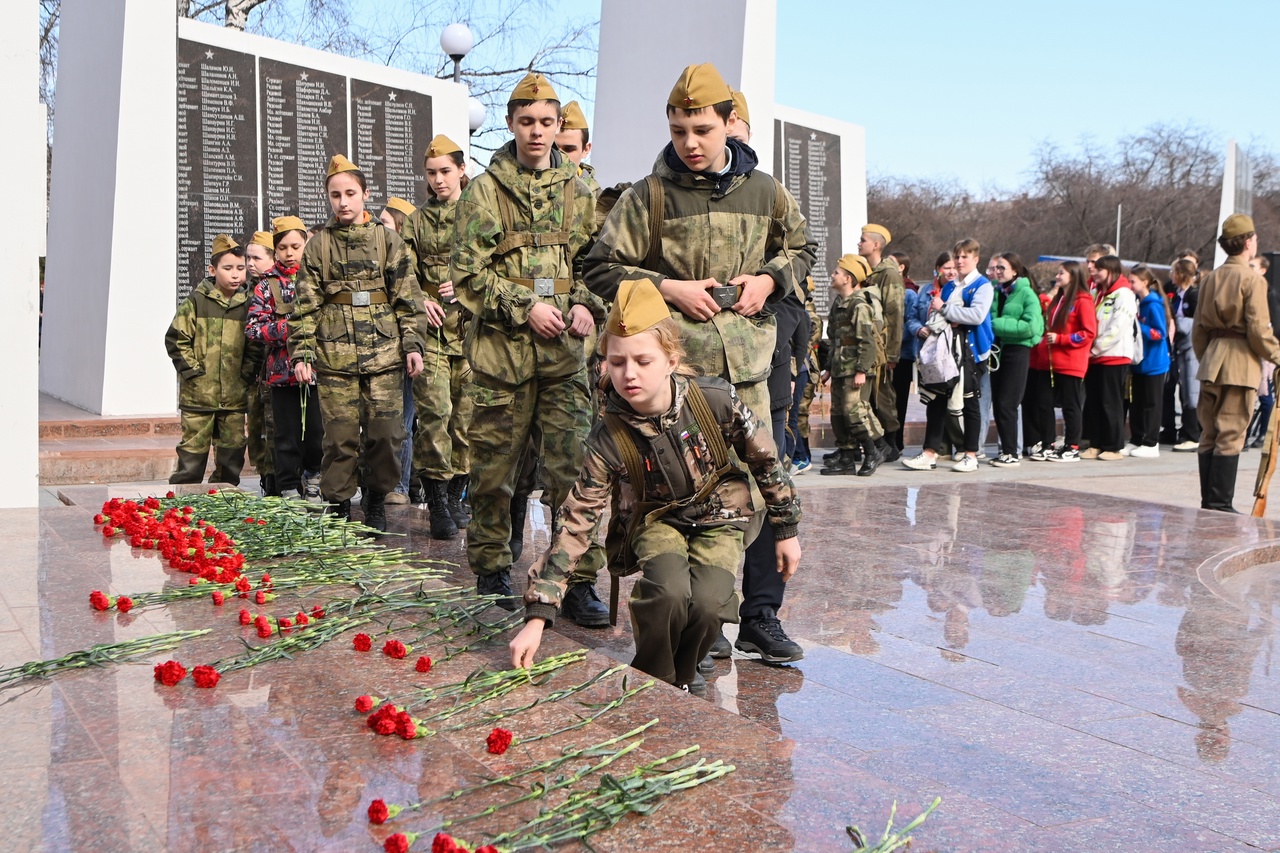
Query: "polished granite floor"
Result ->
[[3, 477, 1279, 852]]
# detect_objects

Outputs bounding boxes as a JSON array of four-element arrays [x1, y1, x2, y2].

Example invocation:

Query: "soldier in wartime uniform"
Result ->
[[821, 254, 887, 476], [1192, 214, 1280, 512], [859, 224, 905, 464], [583, 64, 816, 664], [509, 279, 802, 695], [451, 73, 609, 622], [402, 134, 475, 539], [290, 154, 426, 531]]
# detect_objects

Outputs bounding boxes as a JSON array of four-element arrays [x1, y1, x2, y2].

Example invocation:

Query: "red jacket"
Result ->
[[1029, 291, 1096, 377]]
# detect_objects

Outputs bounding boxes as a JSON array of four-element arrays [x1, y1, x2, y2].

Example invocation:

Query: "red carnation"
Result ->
[[475, 847, 498, 853], [382, 639, 408, 659], [238, 609, 252, 625], [254, 590, 267, 605], [367, 798, 390, 825], [486, 727, 513, 755], [235, 577, 251, 593], [102, 526, 116, 537], [415, 656, 432, 673], [115, 596, 133, 613], [192, 665, 220, 688], [374, 716, 397, 736], [431, 833, 457, 853], [153, 660, 187, 686], [89, 590, 111, 611], [353, 632, 373, 652], [295, 612, 309, 626], [387, 833, 415, 853], [93, 514, 105, 524], [208, 489, 217, 495], [396, 714, 418, 739], [311, 605, 326, 619], [355, 695, 374, 713], [166, 491, 175, 498], [212, 591, 225, 606]]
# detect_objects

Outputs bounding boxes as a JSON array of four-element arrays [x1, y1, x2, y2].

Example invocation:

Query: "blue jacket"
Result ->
[[943, 273, 995, 362], [900, 288, 919, 361], [1134, 290, 1170, 376]]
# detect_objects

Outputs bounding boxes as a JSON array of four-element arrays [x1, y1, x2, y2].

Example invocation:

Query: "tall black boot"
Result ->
[[363, 490, 388, 532], [509, 492, 530, 563], [1198, 452, 1213, 509], [1208, 454, 1241, 513], [211, 446, 246, 486], [857, 438, 884, 477], [876, 435, 900, 464], [447, 474, 471, 529], [169, 449, 208, 484], [819, 449, 860, 475], [424, 478, 459, 540]]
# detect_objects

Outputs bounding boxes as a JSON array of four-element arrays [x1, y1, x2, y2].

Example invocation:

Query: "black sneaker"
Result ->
[[477, 569, 517, 611], [709, 631, 732, 658], [560, 582, 610, 627], [681, 671, 707, 697], [735, 608, 804, 663]]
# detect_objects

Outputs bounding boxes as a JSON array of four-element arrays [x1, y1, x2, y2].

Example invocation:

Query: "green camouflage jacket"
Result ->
[[828, 286, 885, 378], [289, 214, 426, 376], [866, 257, 905, 362], [523, 375, 801, 623], [402, 197, 466, 357], [578, 162, 602, 199], [450, 142, 605, 384], [582, 146, 818, 387], [804, 289, 823, 374], [165, 277, 260, 412]]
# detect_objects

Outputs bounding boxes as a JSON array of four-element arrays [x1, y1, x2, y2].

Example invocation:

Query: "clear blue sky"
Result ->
[[558, 0, 1278, 192]]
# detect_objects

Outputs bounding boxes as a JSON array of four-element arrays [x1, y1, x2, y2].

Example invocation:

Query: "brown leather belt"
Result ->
[[327, 291, 389, 306], [509, 277, 573, 296]]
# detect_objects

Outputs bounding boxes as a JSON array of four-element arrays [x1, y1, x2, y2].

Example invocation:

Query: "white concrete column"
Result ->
[[0, 0, 44, 506], [41, 0, 178, 416]]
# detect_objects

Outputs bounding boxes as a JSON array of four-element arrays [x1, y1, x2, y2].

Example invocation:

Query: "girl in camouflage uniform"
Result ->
[[509, 279, 802, 695]]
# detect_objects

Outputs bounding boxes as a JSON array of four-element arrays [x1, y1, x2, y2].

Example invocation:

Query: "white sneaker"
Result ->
[[1173, 440, 1199, 452], [952, 451, 966, 462], [901, 453, 938, 471], [1129, 444, 1160, 458], [1046, 447, 1081, 463], [1119, 443, 1137, 457], [952, 455, 978, 473]]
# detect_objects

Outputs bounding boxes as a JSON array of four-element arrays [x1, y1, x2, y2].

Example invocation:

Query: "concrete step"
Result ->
[[39, 435, 259, 485]]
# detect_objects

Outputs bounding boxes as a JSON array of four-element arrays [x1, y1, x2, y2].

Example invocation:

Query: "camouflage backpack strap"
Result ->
[[642, 174, 665, 273], [684, 380, 730, 470], [768, 175, 788, 248], [319, 228, 333, 284], [603, 412, 648, 625], [491, 180, 573, 257], [376, 224, 390, 290]]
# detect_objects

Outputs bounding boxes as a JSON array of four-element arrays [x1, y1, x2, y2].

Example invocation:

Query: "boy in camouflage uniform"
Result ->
[[821, 254, 887, 476], [859, 224, 905, 463], [555, 101, 601, 199], [509, 279, 801, 695], [290, 154, 426, 531], [451, 73, 609, 621], [165, 234, 261, 485], [403, 134, 474, 540], [583, 64, 816, 663]]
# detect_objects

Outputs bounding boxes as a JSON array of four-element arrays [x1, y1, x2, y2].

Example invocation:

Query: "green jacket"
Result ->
[[828, 286, 884, 378], [582, 144, 818, 387], [865, 258, 905, 362], [990, 276, 1045, 348], [290, 214, 426, 376], [451, 142, 605, 384], [403, 197, 466, 357], [165, 277, 259, 412]]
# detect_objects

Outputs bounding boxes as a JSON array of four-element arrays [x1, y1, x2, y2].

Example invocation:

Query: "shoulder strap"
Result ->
[[268, 280, 292, 316], [642, 174, 665, 273], [769, 176, 788, 247], [604, 414, 646, 503], [490, 179, 574, 258], [685, 380, 730, 469], [319, 229, 333, 283], [376, 226, 390, 289]]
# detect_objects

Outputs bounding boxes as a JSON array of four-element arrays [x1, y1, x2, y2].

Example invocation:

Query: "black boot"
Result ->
[[477, 569, 517, 611], [211, 446, 246, 486], [857, 438, 884, 477], [259, 473, 278, 497], [509, 493, 530, 563], [1198, 452, 1213, 509], [822, 449, 841, 462], [363, 491, 388, 532], [735, 607, 804, 663], [820, 448, 860, 475], [447, 474, 471, 529], [560, 582, 610, 627], [876, 436, 900, 464], [324, 498, 351, 523], [424, 479, 459, 540], [1207, 454, 1241, 513], [169, 449, 208, 484]]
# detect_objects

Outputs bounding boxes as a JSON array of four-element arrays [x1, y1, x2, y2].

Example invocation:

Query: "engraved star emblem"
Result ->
[[810, 132, 817, 140], [205, 50, 214, 59], [300, 71, 309, 80], [388, 91, 397, 101]]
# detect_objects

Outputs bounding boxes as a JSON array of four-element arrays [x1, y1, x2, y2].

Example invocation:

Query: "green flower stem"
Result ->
[[0, 629, 212, 688], [439, 665, 630, 733], [211, 615, 373, 673], [847, 797, 941, 852], [507, 677, 655, 746]]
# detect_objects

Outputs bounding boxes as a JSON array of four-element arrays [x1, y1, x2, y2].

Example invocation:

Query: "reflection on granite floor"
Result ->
[[6, 480, 1280, 851]]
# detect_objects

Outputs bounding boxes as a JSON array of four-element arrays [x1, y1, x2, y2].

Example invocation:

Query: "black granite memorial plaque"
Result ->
[[778, 120, 842, 315], [351, 79, 433, 207], [177, 39, 259, 303], [259, 58, 348, 232]]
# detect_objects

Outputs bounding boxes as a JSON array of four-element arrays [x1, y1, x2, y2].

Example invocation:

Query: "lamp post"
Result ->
[[439, 23, 473, 84], [467, 97, 487, 137]]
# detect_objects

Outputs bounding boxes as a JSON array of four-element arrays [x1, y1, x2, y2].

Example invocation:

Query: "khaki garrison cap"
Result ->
[[731, 90, 751, 126], [385, 197, 416, 217], [668, 63, 733, 110], [1222, 213, 1256, 239], [210, 234, 239, 257], [327, 154, 360, 178], [250, 231, 274, 251], [561, 100, 589, 130], [838, 254, 873, 283], [424, 134, 462, 159], [272, 215, 306, 236], [606, 278, 671, 337], [509, 72, 559, 104], [862, 224, 892, 244]]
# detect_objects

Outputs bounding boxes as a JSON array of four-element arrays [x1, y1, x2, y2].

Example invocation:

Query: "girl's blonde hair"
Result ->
[[598, 316, 697, 376]]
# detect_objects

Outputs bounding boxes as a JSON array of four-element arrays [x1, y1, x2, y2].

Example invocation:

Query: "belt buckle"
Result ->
[[534, 278, 555, 297], [351, 291, 371, 307]]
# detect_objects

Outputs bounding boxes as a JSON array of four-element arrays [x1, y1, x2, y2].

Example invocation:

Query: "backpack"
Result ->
[[917, 321, 959, 393], [1131, 317, 1145, 365]]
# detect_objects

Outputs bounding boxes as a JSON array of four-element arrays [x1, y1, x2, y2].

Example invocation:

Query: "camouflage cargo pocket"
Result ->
[[316, 308, 350, 343], [716, 311, 776, 385], [466, 383, 517, 456]]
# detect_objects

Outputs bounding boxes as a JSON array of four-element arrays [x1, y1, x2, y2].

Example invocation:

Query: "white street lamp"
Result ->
[[439, 23, 474, 84], [467, 97, 487, 136]]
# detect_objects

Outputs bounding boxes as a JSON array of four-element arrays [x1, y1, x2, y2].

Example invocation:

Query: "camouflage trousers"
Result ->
[[831, 376, 882, 448], [799, 371, 818, 440], [411, 352, 474, 480], [316, 370, 405, 501], [177, 409, 246, 454], [628, 521, 742, 687], [246, 381, 275, 477], [466, 371, 604, 584], [872, 365, 900, 434]]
